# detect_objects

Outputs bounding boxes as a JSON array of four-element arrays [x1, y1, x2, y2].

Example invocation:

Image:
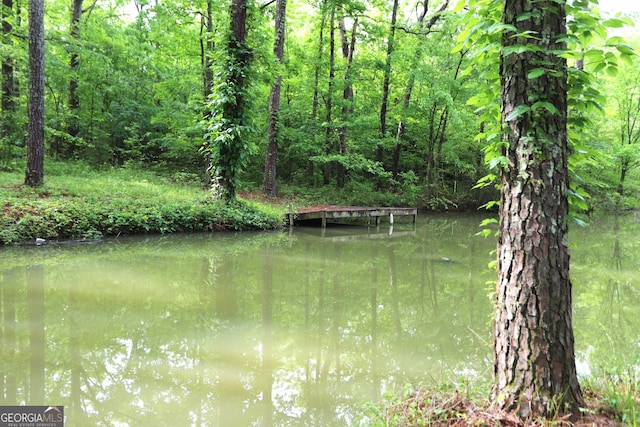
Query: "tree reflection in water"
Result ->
[[0, 213, 637, 425]]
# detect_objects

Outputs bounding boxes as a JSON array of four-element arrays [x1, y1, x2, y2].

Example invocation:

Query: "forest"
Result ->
[[1, 0, 639, 210], [2, 2, 640, 424]]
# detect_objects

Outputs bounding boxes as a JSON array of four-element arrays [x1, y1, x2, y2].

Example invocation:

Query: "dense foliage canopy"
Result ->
[[1, 0, 639, 208]]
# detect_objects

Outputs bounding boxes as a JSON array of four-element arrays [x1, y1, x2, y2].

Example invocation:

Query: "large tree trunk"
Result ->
[[25, 0, 45, 187], [263, 0, 287, 197], [214, 0, 249, 201], [493, 0, 584, 419]]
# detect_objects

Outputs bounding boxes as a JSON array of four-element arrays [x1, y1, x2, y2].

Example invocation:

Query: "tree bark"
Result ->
[[25, 0, 45, 187], [202, 0, 214, 101], [322, 4, 335, 186], [376, 0, 399, 166], [263, 0, 286, 197], [336, 13, 357, 189], [1, 0, 16, 144], [201, 0, 214, 186], [493, 0, 584, 419], [309, 2, 327, 180], [66, 0, 83, 156], [230, 0, 247, 40]]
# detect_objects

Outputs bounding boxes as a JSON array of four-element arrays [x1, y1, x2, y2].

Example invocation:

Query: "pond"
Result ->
[[0, 213, 638, 426]]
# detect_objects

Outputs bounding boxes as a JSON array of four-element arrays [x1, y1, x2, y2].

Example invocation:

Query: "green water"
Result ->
[[0, 213, 638, 426]]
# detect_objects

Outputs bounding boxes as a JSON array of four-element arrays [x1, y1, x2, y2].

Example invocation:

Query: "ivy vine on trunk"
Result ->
[[205, 0, 253, 202]]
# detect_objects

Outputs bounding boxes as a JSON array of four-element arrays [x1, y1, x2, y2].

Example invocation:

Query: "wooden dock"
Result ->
[[289, 205, 417, 228]]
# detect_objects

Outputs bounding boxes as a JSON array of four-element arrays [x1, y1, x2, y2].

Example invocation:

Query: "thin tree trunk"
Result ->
[[493, 0, 584, 418], [25, 0, 45, 187], [322, 4, 335, 186], [310, 3, 326, 180], [202, 1, 214, 101], [336, 13, 357, 189], [433, 107, 449, 186], [201, 0, 214, 185], [66, 0, 83, 156], [425, 52, 463, 198], [424, 101, 438, 194], [376, 0, 399, 166], [1, 0, 16, 144], [618, 164, 627, 197], [263, 0, 286, 196], [391, 0, 449, 182], [616, 85, 640, 198]]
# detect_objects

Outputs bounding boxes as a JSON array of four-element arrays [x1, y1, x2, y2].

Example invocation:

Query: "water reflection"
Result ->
[[571, 216, 640, 376], [0, 214, 637, 425], [27, 262, 45, 405]]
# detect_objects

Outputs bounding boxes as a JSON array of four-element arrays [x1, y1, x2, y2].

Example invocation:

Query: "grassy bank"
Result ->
[[364, 373, 639, 426], [366, 367, 640, 427], [0, 161, 286, 245]]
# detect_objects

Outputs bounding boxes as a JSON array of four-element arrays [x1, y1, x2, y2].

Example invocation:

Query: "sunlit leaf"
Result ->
[[505, 104, 531, 122]]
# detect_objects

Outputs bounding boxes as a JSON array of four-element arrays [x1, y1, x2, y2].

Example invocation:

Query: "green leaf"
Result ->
[[466, 94, 482, 105], [592, 62, 606, 74], [473, 173, 498, 189], [505, 104, 531, 122], [620, 53, 634, 65], [503, 44, 543, 56], [452, 0, 467, 13], [603, 18, 625, 28], [607, 36, 626, 45], [615, 44, 635, 56], [584, 49, 604, 61], [478, 200, 500, 210], [527, 68, 545, 79], [488, 155, 508, 170], [516, 11, 540, 22], [531, 101, 558, 114], [479, 217, 498, 227]]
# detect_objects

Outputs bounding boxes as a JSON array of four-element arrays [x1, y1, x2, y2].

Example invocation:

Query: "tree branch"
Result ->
[[396, 0, 449, 36], [260, 0, 276, 10], [83, 0, 99, 22]]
